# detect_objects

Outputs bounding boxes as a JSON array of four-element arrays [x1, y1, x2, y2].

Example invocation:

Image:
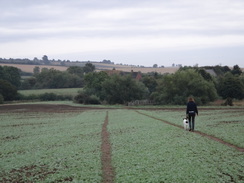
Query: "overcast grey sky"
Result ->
[[0, 0, 244, 67]]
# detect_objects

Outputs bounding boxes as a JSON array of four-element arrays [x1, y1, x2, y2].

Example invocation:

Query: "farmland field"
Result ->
[[0, 103, 243, 182], [0, 63, 179, 74], [0, 63, 67, 73], [18, 88, 83, 97]]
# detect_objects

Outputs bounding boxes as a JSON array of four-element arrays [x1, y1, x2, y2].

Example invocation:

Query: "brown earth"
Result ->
[[0, 63, 67, 73], [101, 111, 115, 183], [1, 104, 243, 114], [0, 104, 110, 113]]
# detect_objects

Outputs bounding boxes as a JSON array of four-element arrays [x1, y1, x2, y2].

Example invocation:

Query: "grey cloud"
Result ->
[[0, 0, 244, 66]]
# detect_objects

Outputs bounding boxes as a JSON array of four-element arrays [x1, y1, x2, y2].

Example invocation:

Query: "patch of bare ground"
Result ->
[[0, 164, 58, 183], [1, 104, 243, 114], [101, 111, 115, 183], [1, 122, 47, 128], [136, 111, 244, 152], [1, 135, 20, 141], [0, 104, 110, 113], [0, 63, 67, 73]]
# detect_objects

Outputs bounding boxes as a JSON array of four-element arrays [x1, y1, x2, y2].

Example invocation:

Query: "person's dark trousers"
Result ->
[[188, 114, 195, 131]]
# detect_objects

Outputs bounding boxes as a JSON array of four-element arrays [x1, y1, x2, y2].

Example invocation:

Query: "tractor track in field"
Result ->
[[101, 111, 115, 183], [136, 111, 244, 152]]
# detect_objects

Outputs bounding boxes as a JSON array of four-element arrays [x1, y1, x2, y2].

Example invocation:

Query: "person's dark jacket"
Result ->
[[186, 101, 198, 115]]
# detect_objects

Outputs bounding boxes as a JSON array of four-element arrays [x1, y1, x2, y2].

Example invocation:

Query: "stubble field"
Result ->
[[0, 103, 243, 182]]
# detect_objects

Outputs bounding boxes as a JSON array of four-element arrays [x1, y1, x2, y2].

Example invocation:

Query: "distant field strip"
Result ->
[[136, 110, 244, 152]]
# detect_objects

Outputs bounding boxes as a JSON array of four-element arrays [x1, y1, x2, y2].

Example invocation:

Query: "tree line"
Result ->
[[0, 56, 114, 66], [0, 63, 244, 105], [79, 65, 243, 105]]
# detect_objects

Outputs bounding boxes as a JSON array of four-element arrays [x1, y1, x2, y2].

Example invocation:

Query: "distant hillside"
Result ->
[[0, 63, 67, 73], [0, 63, 179, 74], [1, 57, 242, 74]]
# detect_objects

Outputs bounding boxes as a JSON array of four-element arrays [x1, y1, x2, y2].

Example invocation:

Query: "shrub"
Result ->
[[74, 92, 88, 104], [39, 93, 57, 101], [85, 95, 101, 104], [74, 92, 100, 104]]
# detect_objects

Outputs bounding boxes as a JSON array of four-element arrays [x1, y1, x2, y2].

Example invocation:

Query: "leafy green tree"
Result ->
[[217, 72, 244, 101], [101, 75, 148, 104], [33, 66, 40, 75], [74, 91, 101, 104], [142, 75, 158, 94], [34, 69, 83, 88], [231, 65, 242, 76], [1, 66, 21, 88], [42, 55, 50, 65], [0, 79, 17, 101], [0, 66, 4, 79], [152, 69, 217, 105], [83, 63, 95, 73], [67, 66, 84, 77], [153, 64, 158, 68], [41, 67, 49, 72], [20, 77, 37, 89], [197, 69, 213, 82], [212, 65, 230, 76], [84, 71, 109, 98], [20, 79, 31, 89], [240, 72, 244, 86]]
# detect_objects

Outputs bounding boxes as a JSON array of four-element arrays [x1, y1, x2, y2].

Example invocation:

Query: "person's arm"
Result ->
[[186, 103, 189, 114]]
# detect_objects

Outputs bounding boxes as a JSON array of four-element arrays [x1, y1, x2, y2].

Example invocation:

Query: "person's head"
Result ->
[[188, 97, 194, 102]]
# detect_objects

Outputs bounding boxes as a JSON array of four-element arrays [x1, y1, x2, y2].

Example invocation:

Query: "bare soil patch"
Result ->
[[1, 104, 243, 114], [0, 164, 58, 183], [101, 111, 115, 183], [0, 104, 108, 113], [0, 63, 67, 73]]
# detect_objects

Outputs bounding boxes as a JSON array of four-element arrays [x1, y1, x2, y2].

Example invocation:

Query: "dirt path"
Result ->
[[136, 111, 244, 152], [101, 111, 115, 183]]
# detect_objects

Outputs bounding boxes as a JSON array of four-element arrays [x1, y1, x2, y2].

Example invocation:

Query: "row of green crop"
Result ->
[[1, 108, 243, 182], [0, 110, 106, 182], [15, 88, 83, 102], [18, 88, 82, 96]]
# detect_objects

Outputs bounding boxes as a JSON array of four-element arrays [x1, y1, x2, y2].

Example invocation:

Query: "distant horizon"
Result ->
[[0, 56, 243, 69]]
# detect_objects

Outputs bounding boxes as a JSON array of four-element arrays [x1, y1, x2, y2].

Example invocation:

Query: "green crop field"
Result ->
[[0, 104, 243, 182], [18, 88, 83, 97]]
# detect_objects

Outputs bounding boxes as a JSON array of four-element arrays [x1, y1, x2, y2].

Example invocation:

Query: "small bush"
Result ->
[[86, 95, 101, 104], [74, 92, 88, 104], [39, 93, 57, 101], [74, 92, 100, 104]]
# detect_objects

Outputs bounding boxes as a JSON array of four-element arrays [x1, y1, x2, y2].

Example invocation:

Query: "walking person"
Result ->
[[186, 97, 198, 131]]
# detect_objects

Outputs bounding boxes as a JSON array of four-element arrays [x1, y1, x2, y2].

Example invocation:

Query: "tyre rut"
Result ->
[[101, 111, 115, 183]]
